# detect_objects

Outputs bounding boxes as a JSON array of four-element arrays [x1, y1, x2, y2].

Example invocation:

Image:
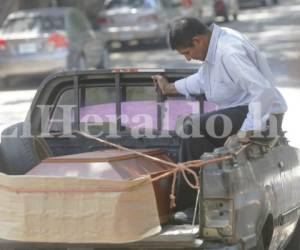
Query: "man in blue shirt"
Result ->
[[152, 17, 287, 223]]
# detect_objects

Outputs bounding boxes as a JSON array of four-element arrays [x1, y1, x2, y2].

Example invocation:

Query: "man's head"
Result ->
[[168, 17, 211, 61]]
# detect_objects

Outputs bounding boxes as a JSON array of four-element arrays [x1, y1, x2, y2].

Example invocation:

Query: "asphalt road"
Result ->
[[0, 0, 300, 147]]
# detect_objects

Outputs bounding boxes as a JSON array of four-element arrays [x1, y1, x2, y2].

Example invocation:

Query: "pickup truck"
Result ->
[[0, 68, 300, 250]]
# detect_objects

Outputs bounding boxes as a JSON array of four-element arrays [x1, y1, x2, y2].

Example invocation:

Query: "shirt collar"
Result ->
[[205, 23, 221, 65]]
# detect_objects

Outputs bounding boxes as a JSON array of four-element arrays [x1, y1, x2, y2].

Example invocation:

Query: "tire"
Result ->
[[1, 123, 51, 174]]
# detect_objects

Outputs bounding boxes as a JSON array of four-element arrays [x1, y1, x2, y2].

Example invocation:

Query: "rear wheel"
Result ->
[[1, 123, 52, 174]]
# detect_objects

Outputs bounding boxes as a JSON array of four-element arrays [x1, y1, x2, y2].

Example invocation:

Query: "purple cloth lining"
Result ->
[[80, 100, 216, 131]]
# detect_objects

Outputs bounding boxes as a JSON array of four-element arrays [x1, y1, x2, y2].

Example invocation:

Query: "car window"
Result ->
[[48, 82, 214, 136], [2, 17, 40, 33], [104, 0, 157, 9], [1, 16, 65, 33], [79, 86, 116, 135], [49, 88, 75, 133], [121, 86, 157, 131], [40, 16, 65, 32]]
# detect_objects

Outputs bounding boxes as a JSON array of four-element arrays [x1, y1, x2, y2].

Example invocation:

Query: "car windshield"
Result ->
[[1, 15, 65, 33], [104, 0, 156, 9]]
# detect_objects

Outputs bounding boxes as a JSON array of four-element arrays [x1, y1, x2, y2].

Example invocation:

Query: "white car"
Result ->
[[0, 7, 109, 87], [98, 0, 183, 50]]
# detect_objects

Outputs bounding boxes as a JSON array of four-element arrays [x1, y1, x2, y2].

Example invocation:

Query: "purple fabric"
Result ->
[[80, 100, 216, 131]]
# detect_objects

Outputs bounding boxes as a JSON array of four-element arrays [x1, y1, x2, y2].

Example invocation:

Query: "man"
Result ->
[[152, 17, 287, 223]]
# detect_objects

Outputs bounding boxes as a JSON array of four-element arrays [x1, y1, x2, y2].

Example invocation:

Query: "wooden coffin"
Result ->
[[27, 148, 174, 224]]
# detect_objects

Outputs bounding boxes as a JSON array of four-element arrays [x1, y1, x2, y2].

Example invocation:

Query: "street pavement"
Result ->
[[0, 0, 300, 147]]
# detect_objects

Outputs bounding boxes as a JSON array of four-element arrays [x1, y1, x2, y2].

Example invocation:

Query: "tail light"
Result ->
[[0, 38, 7, 50], [215, 0, 225, 11], [47, 32, 68, 48], [97, 17, 110, 25], [138, 14, 159, 22], [181, 0, 193, 8]]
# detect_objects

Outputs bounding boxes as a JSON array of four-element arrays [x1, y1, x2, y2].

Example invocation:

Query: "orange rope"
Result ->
[[73, 131, 249, 208]]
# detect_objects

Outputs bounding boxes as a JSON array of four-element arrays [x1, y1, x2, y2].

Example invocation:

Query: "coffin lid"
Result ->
[[27, 149, 173, 181]]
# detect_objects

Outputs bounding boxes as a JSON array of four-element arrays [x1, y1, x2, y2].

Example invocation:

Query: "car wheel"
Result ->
[[1, 123, 52, 174]]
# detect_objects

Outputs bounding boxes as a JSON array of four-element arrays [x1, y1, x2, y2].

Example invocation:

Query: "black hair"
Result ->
[[168, 17, 211, 50]]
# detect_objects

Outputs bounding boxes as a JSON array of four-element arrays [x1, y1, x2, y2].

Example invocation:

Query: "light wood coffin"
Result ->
[[0, 149, 173, 244]]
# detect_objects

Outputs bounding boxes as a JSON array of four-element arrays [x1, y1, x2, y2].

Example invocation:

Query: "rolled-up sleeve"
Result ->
[[223, 51, 277, 131], [174, 71, 204, 98]]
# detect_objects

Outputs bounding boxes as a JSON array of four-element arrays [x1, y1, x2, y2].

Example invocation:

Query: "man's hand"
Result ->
[[225, 130, 254, 145], [151, 75, 178, 96]]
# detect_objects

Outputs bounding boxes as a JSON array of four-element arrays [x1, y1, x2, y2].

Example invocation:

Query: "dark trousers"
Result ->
[[176, 105, 248, 209], [178, 105, 249, 163], [176, 105, 284, 209]]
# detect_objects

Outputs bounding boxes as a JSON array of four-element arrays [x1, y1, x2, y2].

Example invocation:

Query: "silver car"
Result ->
[[214, 0, 239, 22], [0, 7, 109, 87], [98, 0, 180, 49], [177, 0, 216, 25]]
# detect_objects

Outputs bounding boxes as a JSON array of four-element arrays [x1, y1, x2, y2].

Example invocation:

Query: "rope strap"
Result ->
[[74, 131, 249, 208]]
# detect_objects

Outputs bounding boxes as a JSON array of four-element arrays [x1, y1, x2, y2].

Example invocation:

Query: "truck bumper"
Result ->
[[0, 225, 242, 249]]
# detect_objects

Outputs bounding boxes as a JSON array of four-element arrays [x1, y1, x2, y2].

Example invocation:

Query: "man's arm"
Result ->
[[223, 50, 278, 132], [152, 72, 204, 97], [151, 75, 179, 95]]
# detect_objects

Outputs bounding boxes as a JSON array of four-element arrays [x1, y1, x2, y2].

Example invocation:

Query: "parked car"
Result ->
[[177, 0, 216, 25], [239, 0, 278, 8], [0, 7, 109, 87], [214, 0, 239, 22], [0, 68, 300, 249], [98, 0, 182, 50]]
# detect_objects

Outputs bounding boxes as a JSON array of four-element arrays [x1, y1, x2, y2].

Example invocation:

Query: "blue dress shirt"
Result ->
[[174, 24, 287, 131]]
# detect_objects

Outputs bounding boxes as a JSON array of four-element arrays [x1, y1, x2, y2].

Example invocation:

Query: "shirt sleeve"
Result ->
[[174, 70, 204, 99], [223, 51, 277, 131]]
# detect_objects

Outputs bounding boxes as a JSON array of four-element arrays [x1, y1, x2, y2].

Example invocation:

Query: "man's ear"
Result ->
[[192, 35, 204, 46]]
